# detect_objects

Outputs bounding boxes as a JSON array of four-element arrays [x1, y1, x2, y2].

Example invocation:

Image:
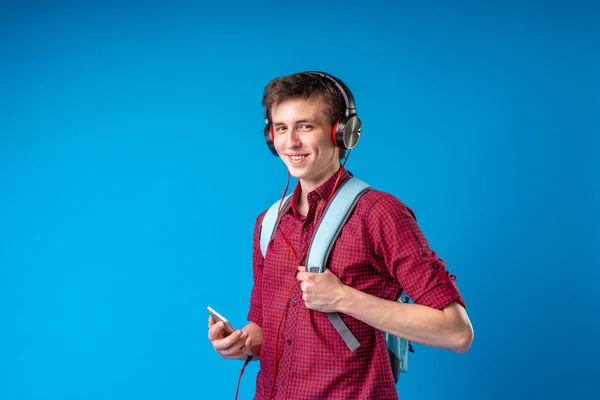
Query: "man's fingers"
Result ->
[[238, 337, 253, 351], [300, 281, 311, 293], [213, 330, 247, 352], [216, 332, 250, 356], [297, 272, 312, 281], [208, 321, 225, 341], [208, 315, 216, 329], [207, 317, 253, 360]]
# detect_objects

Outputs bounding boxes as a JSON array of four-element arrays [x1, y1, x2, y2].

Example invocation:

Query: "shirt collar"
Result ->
[[288, 167, 352, 218]]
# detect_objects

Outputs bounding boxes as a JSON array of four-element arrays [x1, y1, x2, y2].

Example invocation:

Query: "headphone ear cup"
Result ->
[[332, 116, 361, 150], [342, 116, 361, 149], [331, 119, 341, 147], [264, 125, 278, 156]]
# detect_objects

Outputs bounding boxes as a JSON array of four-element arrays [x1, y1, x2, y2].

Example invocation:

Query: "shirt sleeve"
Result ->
[[366, 194, 466, 310], [247, 211, 267, 327]]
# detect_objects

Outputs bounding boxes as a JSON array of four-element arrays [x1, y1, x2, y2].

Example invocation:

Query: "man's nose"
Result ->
[[286, 128, 301, 148]]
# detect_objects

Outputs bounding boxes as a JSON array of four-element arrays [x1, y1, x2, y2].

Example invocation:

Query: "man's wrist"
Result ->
[[338, 284, 355, 314]]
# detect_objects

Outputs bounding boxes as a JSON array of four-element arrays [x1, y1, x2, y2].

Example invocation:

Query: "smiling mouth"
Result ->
[[289, 154, 308, 162]]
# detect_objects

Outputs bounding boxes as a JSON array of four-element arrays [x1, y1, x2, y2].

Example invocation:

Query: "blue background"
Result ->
[[1, 1, 598, 399]]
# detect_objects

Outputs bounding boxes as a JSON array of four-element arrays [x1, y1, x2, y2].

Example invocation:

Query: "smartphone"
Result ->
[[207, 306, 235, 335]]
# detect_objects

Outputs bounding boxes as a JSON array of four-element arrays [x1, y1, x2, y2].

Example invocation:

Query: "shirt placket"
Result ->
[[277, 266, 305, 398], [276, 200, 319, 400], [270, 218, 305, 399]]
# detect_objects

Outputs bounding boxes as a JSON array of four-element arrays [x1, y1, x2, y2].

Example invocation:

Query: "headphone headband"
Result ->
[[307, 71, 356, 116]]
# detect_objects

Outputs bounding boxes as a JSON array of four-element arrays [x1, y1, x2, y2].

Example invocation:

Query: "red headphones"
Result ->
[[263, 71, 362, 156]]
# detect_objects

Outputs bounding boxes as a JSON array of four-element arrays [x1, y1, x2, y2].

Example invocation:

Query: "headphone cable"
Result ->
[[234, 353, 254, 400]]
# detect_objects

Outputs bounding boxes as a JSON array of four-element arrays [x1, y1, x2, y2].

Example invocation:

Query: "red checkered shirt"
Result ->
[[247, 168, 465, 399]]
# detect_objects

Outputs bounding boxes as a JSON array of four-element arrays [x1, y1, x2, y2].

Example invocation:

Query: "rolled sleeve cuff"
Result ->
[[414, 263, 466, 310], [247, 307, 262, 327]]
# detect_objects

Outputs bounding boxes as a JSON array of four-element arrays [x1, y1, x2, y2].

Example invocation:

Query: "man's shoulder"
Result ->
[[255, 195, 290, 221], [358, 187, 406, 211], [254, 208, 269, 227], [357, 187, 417, 222], [359, 187, 397, 205], [253, 195, 291, 235]]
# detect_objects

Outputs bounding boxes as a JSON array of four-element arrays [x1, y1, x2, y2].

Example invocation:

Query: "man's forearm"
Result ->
[[337, 286, 473, 353]]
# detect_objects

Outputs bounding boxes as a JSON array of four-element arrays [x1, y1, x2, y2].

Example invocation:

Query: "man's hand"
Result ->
[[207, 316, 252, 360], [296, 266, 347, 313]]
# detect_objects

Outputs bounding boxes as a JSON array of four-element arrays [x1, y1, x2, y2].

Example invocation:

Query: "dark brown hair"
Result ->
[[262, 72, 347, 159]]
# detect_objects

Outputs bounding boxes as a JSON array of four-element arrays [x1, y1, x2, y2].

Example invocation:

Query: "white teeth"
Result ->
[[290, 155, 306, 161]]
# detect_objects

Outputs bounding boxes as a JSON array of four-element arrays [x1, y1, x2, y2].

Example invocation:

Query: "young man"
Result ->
[[208, 71, 474, 399]]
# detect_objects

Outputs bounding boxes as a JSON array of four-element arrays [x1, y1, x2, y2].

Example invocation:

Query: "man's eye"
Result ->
[[299, 124, 313, 131], [275, 126, 287, 133]]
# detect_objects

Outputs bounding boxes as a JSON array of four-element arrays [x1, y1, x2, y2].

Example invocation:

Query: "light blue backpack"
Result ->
[[259, 176, 413, 382]]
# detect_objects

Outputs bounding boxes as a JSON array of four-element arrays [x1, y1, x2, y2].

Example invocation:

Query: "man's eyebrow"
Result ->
[[296, 118, 319, 124], [273, 118, 320, 125]]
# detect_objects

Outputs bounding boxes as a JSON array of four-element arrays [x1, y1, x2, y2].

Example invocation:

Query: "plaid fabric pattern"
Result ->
[[248, 168, 465, 399]]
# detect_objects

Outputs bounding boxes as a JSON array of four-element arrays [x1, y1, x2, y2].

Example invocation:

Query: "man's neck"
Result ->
[[296, 165, 342, 216]]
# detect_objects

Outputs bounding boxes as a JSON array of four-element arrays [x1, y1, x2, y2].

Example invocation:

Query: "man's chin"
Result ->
[[287, 169, 304, 180], [284, 163, 307, 179]]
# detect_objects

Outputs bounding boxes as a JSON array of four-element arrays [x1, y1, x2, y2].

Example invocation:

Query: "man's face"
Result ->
[[271, 96, 340, 189]]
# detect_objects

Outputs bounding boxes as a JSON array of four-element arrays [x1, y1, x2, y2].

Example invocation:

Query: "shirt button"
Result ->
[[292, 299, 298, 306], [287, 338, 293, 345]]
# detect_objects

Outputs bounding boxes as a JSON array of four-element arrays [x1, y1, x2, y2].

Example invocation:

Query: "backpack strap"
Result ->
[[386, 291, 411, 381], [306, 177, 371, 351], [260, 194, 293, 258]]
